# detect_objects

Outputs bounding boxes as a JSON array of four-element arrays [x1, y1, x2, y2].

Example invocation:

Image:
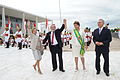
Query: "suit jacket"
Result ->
[[43, 24, 65, 48], [93, 27, 112, 52]]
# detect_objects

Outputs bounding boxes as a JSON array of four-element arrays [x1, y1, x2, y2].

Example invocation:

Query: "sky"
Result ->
[[0, 0, 120, 30]]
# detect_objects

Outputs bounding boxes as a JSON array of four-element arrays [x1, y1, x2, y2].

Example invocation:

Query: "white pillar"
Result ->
[[1, 7, 5, 34], [36, 17, 38, 29], [59, 0, 62, 24], [22, 13, 25, 34]]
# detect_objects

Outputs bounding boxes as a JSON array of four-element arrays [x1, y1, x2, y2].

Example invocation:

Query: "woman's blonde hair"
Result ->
[[32, 28, 37, 33]]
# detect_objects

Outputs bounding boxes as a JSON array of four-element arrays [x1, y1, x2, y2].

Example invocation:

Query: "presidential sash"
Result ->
[[74, 29, 85, 56]]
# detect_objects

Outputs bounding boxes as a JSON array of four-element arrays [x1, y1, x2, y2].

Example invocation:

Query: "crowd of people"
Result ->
[[0, 26, 31, 49], [0, 19, 112, 77], [0, 25, 46, 50]]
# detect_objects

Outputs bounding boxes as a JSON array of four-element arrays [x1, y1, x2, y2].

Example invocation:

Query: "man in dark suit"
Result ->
[[43, 19, 67, 72], [93, 19, 112, 76]]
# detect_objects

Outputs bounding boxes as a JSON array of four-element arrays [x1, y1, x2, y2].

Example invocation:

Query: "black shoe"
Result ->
[[105, 73, 110, 77], [52, 69, 57, 72], [96, 71, 100, 75], [60, 69, 65, 72]]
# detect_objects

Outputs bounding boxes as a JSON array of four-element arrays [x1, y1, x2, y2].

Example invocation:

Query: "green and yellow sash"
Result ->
[[74, 29, 85, 56]]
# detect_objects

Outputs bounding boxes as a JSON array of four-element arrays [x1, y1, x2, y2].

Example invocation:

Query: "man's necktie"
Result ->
[[52, 31, 54, 44], [99, 28, 102, 34]]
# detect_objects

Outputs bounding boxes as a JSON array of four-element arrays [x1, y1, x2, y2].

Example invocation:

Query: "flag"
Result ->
[[46, 18, 48, 29], [45, 18, 49, 33]]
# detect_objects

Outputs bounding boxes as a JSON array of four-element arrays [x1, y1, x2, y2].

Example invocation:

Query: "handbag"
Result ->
[[36, 37, 44, 51]]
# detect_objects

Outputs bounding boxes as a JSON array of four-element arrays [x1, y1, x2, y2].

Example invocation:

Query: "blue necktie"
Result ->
[[99, 28, 101, 34]]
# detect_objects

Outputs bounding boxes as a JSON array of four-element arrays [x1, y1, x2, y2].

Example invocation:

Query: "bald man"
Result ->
[[93, 19, 112, 77]]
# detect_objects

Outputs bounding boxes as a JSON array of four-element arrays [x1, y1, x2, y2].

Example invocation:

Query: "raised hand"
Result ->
[[63, 19, 67, 29], [63, 19, 67, 24]]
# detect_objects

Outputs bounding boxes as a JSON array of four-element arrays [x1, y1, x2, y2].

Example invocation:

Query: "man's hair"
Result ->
[[73, 21, 80, 26], [50, 24, 55, 28], [99, 19, 105, 24]]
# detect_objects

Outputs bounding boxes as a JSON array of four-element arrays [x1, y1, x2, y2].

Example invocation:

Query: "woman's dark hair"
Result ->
[[73, 21, 80, 26]]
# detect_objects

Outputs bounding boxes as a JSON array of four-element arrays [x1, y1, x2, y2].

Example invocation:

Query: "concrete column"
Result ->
[[22, 13, 25, 34], [36, 17, 38, 29], [1, 7, 5, 34]]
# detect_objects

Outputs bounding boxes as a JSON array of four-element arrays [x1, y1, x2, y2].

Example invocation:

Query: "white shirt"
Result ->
[[22, 38, 28, 45], [1, 30, 10, 42], [66, 34, 70, 41], [85, 32, 92, 42], [51, 31, 58, 45], [99, 27, 103, 34], [63, 35, 67, 42], [10, 39, 14, 43], [14, 31, 22, 43]]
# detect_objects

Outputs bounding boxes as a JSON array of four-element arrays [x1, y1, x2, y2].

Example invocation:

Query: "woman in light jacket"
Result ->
[[28, 24, 44, 74]]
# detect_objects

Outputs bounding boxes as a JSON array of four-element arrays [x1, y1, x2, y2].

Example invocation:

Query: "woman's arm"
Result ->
[[27, 21, 33, 38], [28, 29, 33, 38]]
